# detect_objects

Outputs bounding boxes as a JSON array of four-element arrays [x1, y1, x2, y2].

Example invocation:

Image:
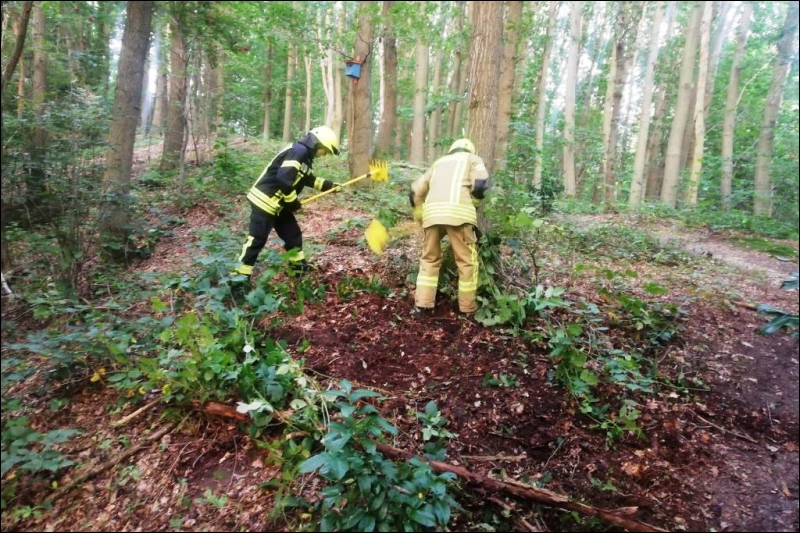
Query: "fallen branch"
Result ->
[[376, 443, 667, 533], [689, 410, 758, 444], [488, 496, 544, 532], [461, 453, 527, 462], [45, 419, 180, 506], [111, 398, 160, 427]]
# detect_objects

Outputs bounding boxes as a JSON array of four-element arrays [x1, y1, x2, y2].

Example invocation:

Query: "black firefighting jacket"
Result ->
[[247, 135, 337, 215]]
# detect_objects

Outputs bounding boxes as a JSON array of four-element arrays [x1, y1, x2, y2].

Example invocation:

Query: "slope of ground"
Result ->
[[2, 183, 798, 532]]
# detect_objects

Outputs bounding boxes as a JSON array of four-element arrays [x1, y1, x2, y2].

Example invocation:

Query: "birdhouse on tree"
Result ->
[[345, 57, 363, 80]]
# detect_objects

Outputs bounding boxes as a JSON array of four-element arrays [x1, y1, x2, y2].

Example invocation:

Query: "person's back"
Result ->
[[409, 139, 489, 314]]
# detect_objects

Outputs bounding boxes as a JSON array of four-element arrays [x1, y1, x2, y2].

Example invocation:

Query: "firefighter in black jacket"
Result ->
[[232, 126, 341, 283]]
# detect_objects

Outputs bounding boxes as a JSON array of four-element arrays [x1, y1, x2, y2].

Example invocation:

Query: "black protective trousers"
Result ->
[[238, 203, 303, 269]]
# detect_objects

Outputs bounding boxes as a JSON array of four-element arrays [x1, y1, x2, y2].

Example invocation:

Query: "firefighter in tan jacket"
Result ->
[[409, 139, 490, 314]]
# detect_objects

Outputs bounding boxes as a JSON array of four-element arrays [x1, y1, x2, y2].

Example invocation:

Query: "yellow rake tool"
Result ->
[[365, 219, 391, 255], [301, 160, 389, 205]]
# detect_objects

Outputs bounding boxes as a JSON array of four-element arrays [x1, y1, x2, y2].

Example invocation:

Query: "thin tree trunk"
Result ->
[[160, 17, 187, 172], [263, 42, 273, 140], [595, 29, 618, 205], [100, 1, 153, 261], [375, 0, 397, 158], [151, 27, 166, 130], [685, 2, 712, 207], [333, 3, 345, 140], [282, 44, 296, 143], [467, 1, 504, 175], [629, 2, 665, 208], [533, 1, 559, 191], [347, 2, 376, 179], [427, 41, 443, 163], [304, 52, 312, 132], [660, 3, 701, 207], [410, 42, 429, 164], [562, 1, 582, 197], [1, 1, 32, 97], [721, 3, 752, 210], [602, 5, 632, 209], [753, 1, 799, 217], [447, 1, 466, 140], [494, 0, 523, 169], [645, 1, 677, 201]]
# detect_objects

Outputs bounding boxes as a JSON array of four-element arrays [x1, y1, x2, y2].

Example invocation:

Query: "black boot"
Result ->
[[229, 274, 251, 299], [288, 259, 311, 277]]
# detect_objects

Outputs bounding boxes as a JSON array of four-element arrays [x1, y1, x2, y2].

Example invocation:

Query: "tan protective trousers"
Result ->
[[415, 224, 479, 313]]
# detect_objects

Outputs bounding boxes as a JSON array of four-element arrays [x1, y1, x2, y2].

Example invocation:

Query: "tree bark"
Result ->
[[533, 1, 559, 191], [304, 52, 312, 132], [160, 16, 187, 172], [427, 33, 443, 163], [375, 0, 397, 158], [629, 2, 665, 208], [684, 2, 712, 207], [151, 26, 166, 130], [753, 1, 798, 217], [447, 1, 467, 141], [410, 41, 429, 164], [720, 3, 752, 210], [562, 1, 582, 196], [0, 0, 32, 98], [263, 42, 273, 140], [494, 0, 523, 169], [467, 1, 504, 176], [660, 3, 701, 207], [100, 1, 153, 261], [282, 44, 296, 143], [347, 1, 377, 179]]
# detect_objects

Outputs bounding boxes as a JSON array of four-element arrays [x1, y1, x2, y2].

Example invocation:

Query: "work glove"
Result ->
[[412, 205, 423, 223], [472, 197, 481, 207], [286, 199, 302, 212], [332, 182, 343, 192]]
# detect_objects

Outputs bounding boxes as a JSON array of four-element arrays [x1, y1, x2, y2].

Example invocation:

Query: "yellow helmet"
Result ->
[[449, 138, 476, 154], [310, 126, 340, 155]]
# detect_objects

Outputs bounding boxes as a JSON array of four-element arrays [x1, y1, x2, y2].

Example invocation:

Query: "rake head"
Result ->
[[365, 219, 390, 255], [368, 160, 389, 183]]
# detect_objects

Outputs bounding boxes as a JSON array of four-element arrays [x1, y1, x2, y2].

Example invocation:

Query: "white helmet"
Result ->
[[310, 126, 340, 155], [449, 138, 476, 154]]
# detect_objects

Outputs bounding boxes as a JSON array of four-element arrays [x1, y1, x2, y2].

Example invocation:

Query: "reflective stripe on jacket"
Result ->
[[411, 152, 489, 228], [246, 142, 335, 215]]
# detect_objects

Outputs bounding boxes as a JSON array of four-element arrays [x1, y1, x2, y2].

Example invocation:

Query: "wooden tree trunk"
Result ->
[[410, 42, 429, 164], [645, 1, 677, 201], [685, 2, 712, 207], [427, 18, 443, 165], [562, 1, 582, 196], [629, 2, 665, 208], [282, 44, 296, 143], [100, 1, 153, 261], [467, 1, 504, 175], [660, 3, 701, 207], [333, 3, 345, 140], [447, 1, 466, 141], [347, 1, 376, 179], [753, 1, 799, 216], [1, 1, 32, 97], [375, 0, 397, 158], [602, 6, 632, 209], [721, 3, 752, 209], [151, 26, 166, 130], [595, 20, 618, 205], [160, 17, 187, 172], [533, 1, 559, 190], [304, 52, 312, 132], [494, 0, 522, 169], [263, 42, 273, 140]]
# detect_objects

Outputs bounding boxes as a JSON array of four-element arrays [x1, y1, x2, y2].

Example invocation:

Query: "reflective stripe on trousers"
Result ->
[[415, 223, 478, 313]]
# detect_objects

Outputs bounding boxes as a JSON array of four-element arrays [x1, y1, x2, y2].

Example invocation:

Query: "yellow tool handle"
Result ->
[[300, 172, 371, 205]]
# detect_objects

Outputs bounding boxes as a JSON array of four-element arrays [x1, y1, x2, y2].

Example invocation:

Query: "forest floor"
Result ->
[[2, 158, 798, 532]]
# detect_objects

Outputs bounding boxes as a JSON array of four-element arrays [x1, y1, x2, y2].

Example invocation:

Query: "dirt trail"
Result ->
[[563, 213, 798, 284]]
